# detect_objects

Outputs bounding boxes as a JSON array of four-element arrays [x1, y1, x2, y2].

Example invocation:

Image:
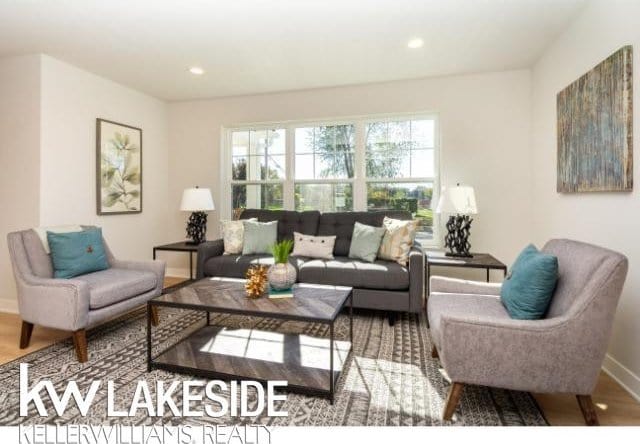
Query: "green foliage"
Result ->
[[271, 240, 293, 264]]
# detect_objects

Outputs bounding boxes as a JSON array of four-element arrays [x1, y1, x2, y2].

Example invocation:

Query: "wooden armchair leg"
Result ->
[[20, 321, 34, 349], [431, 345, 439, 359], [72, 329, 88, 363], [150, 306, 160, 326], [576, 395, 599, 426], [443, 382, 464, 421]]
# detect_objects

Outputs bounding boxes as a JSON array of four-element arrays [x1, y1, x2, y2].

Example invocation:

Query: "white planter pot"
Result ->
[[268, 262, 297, 291]]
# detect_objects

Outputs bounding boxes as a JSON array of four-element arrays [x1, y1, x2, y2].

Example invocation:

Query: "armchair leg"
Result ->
[[431, 345, 439, 359], [576, 395, 599, 426], [20, 321, 34, 349], [443, 382, 464, 421], [150, 306, 160, 326], [72, 329, 88, 363]]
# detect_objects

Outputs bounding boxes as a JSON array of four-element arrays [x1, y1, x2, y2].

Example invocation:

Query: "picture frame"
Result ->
[[96, 118, 143, 215], [557, 45, 633, 193]]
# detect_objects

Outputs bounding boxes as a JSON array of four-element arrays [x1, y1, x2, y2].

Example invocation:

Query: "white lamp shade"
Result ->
[[180, 187, 215, 212], [435, 185, 478, 215]]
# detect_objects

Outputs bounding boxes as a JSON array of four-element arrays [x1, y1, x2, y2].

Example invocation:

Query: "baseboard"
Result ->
[[602, 353, 640, 402], [0, 298, 19, 314], [166, 267, 191, 279]]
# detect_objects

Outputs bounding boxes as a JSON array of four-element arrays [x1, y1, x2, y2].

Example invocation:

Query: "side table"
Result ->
[[425, 252, 507, 326], [153, 241, 199, 283]]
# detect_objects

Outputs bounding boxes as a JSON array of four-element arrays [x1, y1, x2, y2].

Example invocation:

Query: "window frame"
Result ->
[[221, 112, 441, 246]]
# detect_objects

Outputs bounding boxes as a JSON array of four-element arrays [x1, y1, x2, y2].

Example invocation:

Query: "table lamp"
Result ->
[[180, 186, 215, 244], [435, 184, 478, 257]]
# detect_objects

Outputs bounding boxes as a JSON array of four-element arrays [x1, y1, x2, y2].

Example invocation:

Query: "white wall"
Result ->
[[167, 70, 533, 276], [39, 56, 170, 262], [0, 55, 41, 312], [531, 0, 640, 399], [0, 55, 170, 310]]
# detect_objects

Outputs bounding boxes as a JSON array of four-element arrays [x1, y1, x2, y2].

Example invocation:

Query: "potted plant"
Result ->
[[267, 240, 296, 291]]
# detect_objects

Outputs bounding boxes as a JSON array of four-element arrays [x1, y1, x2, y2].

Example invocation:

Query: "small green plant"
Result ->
[[271, 240, 293, 264]]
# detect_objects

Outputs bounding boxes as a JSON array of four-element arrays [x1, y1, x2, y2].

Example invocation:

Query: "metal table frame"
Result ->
[[147, 290, 353, 404]]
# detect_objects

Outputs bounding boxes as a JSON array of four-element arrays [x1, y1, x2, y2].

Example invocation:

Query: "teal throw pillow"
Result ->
[[500, 244, 559, 320], [242, 220, 278, 255], [47, 228, 110, 279], [348, 222, 386, 263]]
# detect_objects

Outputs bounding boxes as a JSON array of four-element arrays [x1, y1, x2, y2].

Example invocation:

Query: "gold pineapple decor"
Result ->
[[245, 265, 268, 298]]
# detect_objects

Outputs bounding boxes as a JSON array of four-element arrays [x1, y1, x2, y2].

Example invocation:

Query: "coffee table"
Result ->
[[147, 277, 353, 403]]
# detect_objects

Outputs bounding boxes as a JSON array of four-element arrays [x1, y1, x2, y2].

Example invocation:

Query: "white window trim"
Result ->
[[220, 112, 441, 246]]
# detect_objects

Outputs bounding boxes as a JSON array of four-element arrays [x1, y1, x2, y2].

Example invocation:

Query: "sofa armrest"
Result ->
[[16, 274, 90, 331], [111, 259, 166, 294], [407, 245, 424, 312], [196, 239, 225, 279], [430, 276, 502, 296]]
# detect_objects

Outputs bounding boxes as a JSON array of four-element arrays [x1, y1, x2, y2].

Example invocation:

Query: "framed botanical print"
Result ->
[[96, 118, 142, 215]]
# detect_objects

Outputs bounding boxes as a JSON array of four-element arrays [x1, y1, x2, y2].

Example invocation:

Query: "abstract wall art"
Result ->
[[557, 45, 633, 193], [96, 118, 142, 214]]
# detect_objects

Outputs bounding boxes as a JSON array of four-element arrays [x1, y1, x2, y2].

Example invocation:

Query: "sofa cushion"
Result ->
[[500, 244, 558, 320], [428, 292, 510, 349], [204, 254, 306, 279], [317, 211, 411, 256], [242, 220, 278, 255], [378, 217, 419, 265], [240, 209, 320, 242], [76, 268, 157, 309], [348, 222, 386, 263], [298, 257, 409, 291], [47, 228, 110, 279], [291, 232, 336, 259]]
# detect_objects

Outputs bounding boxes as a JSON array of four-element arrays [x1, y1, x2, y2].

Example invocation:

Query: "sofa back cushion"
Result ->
[[240, 209, 320, 242], [317, 210, 411, 256]]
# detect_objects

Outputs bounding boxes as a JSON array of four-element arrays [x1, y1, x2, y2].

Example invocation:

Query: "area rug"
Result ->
[[0, 308, 547, 426]]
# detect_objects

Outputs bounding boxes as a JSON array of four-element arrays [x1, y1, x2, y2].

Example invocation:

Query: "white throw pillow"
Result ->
[[291, 232, 336, 260], [219, 218, 256, 254], [378, 217, 419, 265], [34, 225, 83, 254]]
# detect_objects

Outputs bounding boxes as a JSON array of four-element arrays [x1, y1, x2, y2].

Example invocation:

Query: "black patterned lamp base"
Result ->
[[444, 214, 473, 258], [186, 211, 208, 245]]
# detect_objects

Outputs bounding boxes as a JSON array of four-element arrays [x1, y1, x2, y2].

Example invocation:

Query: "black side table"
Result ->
[[153, 241, 199, 281], [425, 253, 507, 325]]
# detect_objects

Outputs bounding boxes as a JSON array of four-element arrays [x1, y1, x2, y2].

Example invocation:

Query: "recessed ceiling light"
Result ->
[[407, 38, 424, 49], [189, 66, 205, 75]]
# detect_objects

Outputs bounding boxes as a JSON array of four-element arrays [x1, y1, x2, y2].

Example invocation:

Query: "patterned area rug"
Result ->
[[0, 308, 547, 426]]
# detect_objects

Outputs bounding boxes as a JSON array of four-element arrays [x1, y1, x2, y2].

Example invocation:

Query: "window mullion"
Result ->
[[353, 121, 366, 211], [284, 127, 295, 210]]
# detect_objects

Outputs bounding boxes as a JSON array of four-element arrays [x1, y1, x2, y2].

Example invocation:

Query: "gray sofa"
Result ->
[[427, 239, 628, 425], [197, 209, 424, 324], [7, 228, 165, 362]]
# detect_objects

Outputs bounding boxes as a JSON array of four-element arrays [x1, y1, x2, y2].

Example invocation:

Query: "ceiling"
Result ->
[[0, 0, 587, 101]]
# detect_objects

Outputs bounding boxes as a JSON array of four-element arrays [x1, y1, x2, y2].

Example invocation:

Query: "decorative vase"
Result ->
[[267, 262, 296, 291]]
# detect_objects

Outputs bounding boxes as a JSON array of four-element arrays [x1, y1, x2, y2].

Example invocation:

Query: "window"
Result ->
[[223, 114, 439, 243], [230, 129, 285, 215], [294, 125, 355, 212], [365, 119, 436, 238]]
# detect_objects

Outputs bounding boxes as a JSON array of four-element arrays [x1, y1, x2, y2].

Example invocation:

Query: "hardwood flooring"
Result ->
[[1, 276, 638, 425]]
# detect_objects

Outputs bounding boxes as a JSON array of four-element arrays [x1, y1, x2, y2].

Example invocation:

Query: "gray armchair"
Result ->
[[427, 239, 628, 425], [7, 228, 165, 363]]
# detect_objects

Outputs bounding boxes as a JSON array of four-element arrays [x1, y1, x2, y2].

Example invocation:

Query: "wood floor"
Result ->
[[1, 276, 639, 426]]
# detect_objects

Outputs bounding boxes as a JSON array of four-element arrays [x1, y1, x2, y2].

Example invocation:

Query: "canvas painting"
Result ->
[[557, 45, 633, 193], [96, 118, 142, 214]]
